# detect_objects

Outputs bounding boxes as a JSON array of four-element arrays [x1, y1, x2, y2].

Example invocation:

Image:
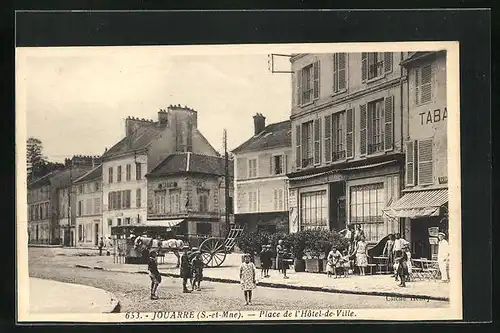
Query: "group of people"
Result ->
[[97, 236, 113, 256], [258, 239, 292, 280], [147, 245, 205, 299], [325, 246, 350, 278]]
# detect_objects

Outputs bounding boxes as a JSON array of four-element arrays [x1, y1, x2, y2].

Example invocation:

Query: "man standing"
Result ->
[[437, 232, 450, 282], [392, 233, 409, 278], [98, 237, 104, 256], [148, 251, 161, 300], [179, 246, 192, 293]]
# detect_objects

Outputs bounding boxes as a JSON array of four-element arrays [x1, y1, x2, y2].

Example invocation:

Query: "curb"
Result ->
[[73, 265, 449, 302]]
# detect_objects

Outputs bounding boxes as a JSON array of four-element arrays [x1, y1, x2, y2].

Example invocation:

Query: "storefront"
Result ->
[[288, 155, 405, 244], [383, 188, 448, 259]]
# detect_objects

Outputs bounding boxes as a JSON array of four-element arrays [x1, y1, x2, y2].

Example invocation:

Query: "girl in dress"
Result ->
[[340, 249, 351, 277], [355, 236, 368, 276], [240, 253, 257, 305], [326, 246, 342, 278]]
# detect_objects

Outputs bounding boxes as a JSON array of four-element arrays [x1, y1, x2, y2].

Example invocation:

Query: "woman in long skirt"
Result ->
[[240, 253, 257, 305]]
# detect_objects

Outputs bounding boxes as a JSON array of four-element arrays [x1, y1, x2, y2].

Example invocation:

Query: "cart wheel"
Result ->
[[199, 238, 226, 267]]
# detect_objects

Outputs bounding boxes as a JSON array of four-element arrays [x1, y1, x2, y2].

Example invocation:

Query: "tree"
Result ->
[[27, 137, 45, 182]]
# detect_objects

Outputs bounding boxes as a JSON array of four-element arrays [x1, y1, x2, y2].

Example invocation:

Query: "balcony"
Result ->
[[301, 157, 314, 168], [332, 150, 346, 161], [368, 143, 384, 155]]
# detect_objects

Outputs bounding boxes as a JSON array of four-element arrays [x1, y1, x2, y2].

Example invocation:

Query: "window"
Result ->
[[198, 189, 209, 212], [78, 225, 83, 242], [300, 190, 328, 230], [416, 65, 432, 104], [108, 167, 113, 183], [94, 182, 100, 192], [324, 115, 332, 163], [126, 164, 131, 181], [367, 99, 385, 154], [77, 201, 82, 217], [361, 52, 393, 82], [154, 190, 166, 214], [86, 199, 92, 216], [135, 163, 142, 180], [123, 190, 131, 208], [301, 121, 314, 168], [273, 189, 284, 211], [169, 189, 181, 213], [196, 222, 212, 235], [136, 189, 141, 208], [332, 111, 346, 161], [332, 53, 347, 93], [125, 217, 131, 225], [117, 218, 122, 226], [349, 183, 385, 224], [297, 61, 320, 106], [248, 191, 258, 212], [271, 155, 284, 175], [248, 158, 257, 178], [117, 166, 122, 182], [94, 198, 101, 214]]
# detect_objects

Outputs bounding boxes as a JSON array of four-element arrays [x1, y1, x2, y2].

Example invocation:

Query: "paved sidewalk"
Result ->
[[29, 278, 120, 314], [66, 252, 449, 301]]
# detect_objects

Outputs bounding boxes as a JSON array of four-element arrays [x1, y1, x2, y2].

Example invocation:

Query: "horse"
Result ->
[[133, 236, 187, 267]]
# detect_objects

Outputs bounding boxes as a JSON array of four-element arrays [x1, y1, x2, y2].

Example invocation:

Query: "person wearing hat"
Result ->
[[148, 251, 162, 300], [179, 245, 192, 293], [437, 232, 450, 282]]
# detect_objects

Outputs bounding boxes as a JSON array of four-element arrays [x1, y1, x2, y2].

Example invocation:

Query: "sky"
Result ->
[[20, 46, 292, 162]]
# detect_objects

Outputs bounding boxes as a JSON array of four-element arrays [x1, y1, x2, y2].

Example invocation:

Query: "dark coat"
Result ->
[[180, 253, 192, 278]]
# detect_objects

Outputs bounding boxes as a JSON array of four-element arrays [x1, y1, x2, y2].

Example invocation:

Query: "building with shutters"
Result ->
[[74, 164, 103, 247], [27, 172, 57, 244], [145, 153, 234, 239], [101, 105, 219, 239], [384, 51, 448, 260], [232, 114, 292, 233], [287, 52, 411, 243]]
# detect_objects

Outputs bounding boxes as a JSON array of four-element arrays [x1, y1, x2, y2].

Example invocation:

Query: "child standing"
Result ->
[[326, 246, 342, 278], [340, 250, 351, 278], [191, 251, 204, 291], [148, 251, 162, 300], [259, 245, 267, 279], [240, 253, 257, 305]]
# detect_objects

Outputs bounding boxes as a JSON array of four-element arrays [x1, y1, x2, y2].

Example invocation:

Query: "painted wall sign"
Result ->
[[419, 107, 447, 125], [438, 176, 448, 184]]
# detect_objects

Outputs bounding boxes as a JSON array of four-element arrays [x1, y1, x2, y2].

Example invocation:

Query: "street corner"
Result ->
[[29, 278, 120, 314]]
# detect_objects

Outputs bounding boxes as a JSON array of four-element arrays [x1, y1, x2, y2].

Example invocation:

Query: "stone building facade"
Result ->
[[384, 51, 448, 259], [233, 114, 292, 233], [287, 52, 411, 243], [101, 105, 219, 238], [27, 173, 54, 244]]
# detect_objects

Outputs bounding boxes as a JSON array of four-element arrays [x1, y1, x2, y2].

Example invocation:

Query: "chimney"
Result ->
[[158, 109, 168, 126], [253, 113, 266, 135]]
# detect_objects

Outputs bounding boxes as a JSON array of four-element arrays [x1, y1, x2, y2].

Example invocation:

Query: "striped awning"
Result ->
[[383, 189, 448, 219], [144, 219, 185, 228]]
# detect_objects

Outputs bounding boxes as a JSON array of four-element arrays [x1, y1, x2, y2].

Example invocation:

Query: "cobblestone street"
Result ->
[[28, 247, 448, 312]]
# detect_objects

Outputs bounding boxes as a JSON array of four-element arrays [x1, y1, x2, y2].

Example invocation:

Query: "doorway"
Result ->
[[410, 217, 440, 259], [70, 230, 74, 247], [329, 181, 346, 232], [95, 223, 99, 246]]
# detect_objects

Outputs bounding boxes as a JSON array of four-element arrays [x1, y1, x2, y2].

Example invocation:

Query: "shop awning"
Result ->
[[383, 189, 448, 219], [144, 219, 185, 228]]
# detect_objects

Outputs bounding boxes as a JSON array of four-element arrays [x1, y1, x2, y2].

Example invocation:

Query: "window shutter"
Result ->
[[405, 141, 415, 186], [421, 64, 432, 103], [332, 54, 338, 92], [313, 61, 320, 99], [324, 115, 332, 163], [384, 96, 394, 151], [281, 154, 286, 174], [295, 124, 301, 169], [314, 118, 321, 164], [302, 123, 308, 167], [360, 104, 368, 156], [338, 53, 347, 90], [292, 71, 297, 106], [274, 189, 278, 210], [415, 68, 420, 105], [270, 155, 274, 175], [418, 139, 433, 185], [284, 153, 287, 173], [361, 53, 367, 82], [346, 108, 354, 159], [384, 52, 393, 73]]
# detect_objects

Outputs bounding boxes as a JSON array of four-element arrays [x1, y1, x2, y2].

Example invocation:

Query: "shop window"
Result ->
[[300, 190, 328, 230], [349, 183, 384, 224], [196, 222, 212, 235]]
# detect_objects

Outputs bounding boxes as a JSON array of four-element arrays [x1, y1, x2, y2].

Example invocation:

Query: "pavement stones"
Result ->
[[29, 278, 120, 314]]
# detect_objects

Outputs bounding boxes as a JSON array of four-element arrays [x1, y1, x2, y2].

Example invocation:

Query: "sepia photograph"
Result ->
[[16, 42, 462, 322]]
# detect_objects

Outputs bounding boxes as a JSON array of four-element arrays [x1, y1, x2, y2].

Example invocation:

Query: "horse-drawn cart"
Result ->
[[199, 227, 244, 267]]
